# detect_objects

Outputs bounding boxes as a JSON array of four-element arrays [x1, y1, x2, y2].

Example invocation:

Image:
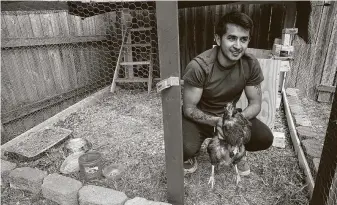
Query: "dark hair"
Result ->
[[215, 11, 253, 37]]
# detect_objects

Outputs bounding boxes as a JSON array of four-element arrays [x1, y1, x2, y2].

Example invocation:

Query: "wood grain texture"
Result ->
[[318, 2, 337, 102], [236, 59, 281, 129], [156, 2, 184, 204]]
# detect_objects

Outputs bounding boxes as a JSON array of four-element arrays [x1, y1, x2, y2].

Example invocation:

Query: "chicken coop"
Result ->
[[1, 1, 336, 205]]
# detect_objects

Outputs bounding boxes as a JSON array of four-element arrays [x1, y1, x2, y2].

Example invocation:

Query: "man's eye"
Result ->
[[228, 36, 236, 41], [241, 38, 248, 43]]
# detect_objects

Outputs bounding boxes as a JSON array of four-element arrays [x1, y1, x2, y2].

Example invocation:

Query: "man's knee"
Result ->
[[183, 142, 201, 161]]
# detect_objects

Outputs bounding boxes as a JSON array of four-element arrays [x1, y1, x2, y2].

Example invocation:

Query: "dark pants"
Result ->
[[183, 115, 274, 161]]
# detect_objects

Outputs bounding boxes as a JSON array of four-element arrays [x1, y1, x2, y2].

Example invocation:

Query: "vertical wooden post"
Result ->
[[310, 88, 337, 205], [156, 2, 184, 205]]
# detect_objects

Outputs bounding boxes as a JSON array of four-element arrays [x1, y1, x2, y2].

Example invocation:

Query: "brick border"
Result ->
[[283, 88, 323, 198]]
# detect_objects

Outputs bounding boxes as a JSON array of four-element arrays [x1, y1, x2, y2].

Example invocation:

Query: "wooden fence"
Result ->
[[1, 9, 120, 143], [178, 3, 287, 73], [285, 1, 337, 102]]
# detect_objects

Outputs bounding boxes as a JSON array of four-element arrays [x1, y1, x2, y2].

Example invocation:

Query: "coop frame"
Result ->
[[1, 1, 336, 205]]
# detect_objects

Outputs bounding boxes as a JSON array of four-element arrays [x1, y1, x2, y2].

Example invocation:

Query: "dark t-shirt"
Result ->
[[183, 46, 264, 116]]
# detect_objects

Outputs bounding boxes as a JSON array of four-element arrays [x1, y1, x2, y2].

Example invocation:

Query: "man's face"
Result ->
[[216, 23, 250, 62]]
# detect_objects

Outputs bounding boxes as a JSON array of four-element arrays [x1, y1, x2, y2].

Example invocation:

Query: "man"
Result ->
[[182, 11, 274, 175]]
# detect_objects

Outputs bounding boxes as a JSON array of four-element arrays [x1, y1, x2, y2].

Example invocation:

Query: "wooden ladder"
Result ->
[[110, 26, 153, 94]]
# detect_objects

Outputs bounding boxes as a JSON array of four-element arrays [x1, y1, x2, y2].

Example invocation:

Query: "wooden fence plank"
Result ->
[[58, 11, 70, 36], [1, 14, 10, 38], [17, 13, 34, 38], [20, 49, 41, 101], [307, 1, 336, 99], [318, 2, 337, 102], [29, 13, 43, 38], [30, 48, 48, 98], [40, 13, 54, 37], [236, 59, 281, 129], [258, 4, 271, 49], [156, 2, 184, 204], [3, 13, 21, 37], [1, 57, 18, 111]]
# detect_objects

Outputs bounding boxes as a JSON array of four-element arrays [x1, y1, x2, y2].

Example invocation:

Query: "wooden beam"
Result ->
[[310, 89, 337, 205], [283, 87, 315, 198], [156, 2, 184, 205], [1, 83, 106, 124], [1, 36, 108, 48], [283, 2, 297, 28]]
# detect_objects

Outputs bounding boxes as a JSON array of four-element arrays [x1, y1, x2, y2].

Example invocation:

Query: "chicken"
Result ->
[[207, 102, 252, 188]]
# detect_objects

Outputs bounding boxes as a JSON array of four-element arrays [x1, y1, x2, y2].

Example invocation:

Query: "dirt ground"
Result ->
[[3, 88, 333, 205]]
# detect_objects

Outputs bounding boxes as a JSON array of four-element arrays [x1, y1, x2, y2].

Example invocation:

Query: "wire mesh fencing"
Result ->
[[1, 1, 160, 142]]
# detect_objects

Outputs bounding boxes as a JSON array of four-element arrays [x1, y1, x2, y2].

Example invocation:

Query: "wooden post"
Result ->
[[156, 2, 184, 205], [310, 88, 337, 205]]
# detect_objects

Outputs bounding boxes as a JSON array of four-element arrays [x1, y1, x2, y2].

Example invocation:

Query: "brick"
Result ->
[[286, 88, 299, 97], [9, 167, 47, 194], [293, 115, 312, 127], [42, 173, 82, 205], [296, 126, 318, 140], [1, 160, 17, 186], [287, 96, 300, 105], [79, 185, 128, 205], [313, 158, 320, 173], [289, 105, 304, 115], [124, 197, 171, 205], [302, 139, 323, 158]]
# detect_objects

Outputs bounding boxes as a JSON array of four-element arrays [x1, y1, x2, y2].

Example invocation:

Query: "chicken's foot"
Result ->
[[208, 165, 215, 189], [234, 164, 241, 185]]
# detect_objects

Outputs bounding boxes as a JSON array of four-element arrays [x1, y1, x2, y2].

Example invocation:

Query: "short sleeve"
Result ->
[[246, 58, 264, 86], [182, 60, 206, 88]]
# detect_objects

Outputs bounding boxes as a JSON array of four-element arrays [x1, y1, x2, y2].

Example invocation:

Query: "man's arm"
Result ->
[[183, 82, 221, 127], [241, 83, 262, 120]]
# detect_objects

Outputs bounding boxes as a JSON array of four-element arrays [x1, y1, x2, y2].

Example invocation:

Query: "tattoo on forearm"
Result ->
[[188, 107, 218, 125], [254, 84, 262, 96], [190, 108, 213, 121]]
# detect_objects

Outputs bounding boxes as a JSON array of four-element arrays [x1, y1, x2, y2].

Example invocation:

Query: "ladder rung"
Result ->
[[130, 27, 152, 32], [120, 61, 150, 66], [116, 78, 149, 83], [124, 43, 151, 47]]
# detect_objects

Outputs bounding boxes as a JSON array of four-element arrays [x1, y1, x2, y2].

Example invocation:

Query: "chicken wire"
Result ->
[[1, 1, 159, 142]]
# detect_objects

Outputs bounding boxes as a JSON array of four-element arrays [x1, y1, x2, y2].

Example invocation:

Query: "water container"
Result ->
[[78, 151, 103, 181]]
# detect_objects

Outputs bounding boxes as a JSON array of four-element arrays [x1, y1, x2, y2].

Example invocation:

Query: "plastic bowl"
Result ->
[[102, 164, 125, 180]]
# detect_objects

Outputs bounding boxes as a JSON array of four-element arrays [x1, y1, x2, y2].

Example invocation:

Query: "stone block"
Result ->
[[1, 160, 17, 185], [313, 158, 320, 173], [272, 132, 286, 148], [287, 96, 300, 105], [286, 88, 299, 97], [293, 115, 312, 127], [296, 126, 317, 140], [42, 173, 82, 205], [9, 167, 47, 194], [302, 139, 323, 158], [79, 185, 128, 205], [124, 197, 172, 205]]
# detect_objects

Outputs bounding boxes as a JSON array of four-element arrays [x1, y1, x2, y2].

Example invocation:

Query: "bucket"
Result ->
[[78, 151, 103, 181]]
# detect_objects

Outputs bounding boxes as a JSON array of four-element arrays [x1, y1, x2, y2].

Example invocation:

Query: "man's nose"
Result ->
[[233, 39, 242, 49]]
